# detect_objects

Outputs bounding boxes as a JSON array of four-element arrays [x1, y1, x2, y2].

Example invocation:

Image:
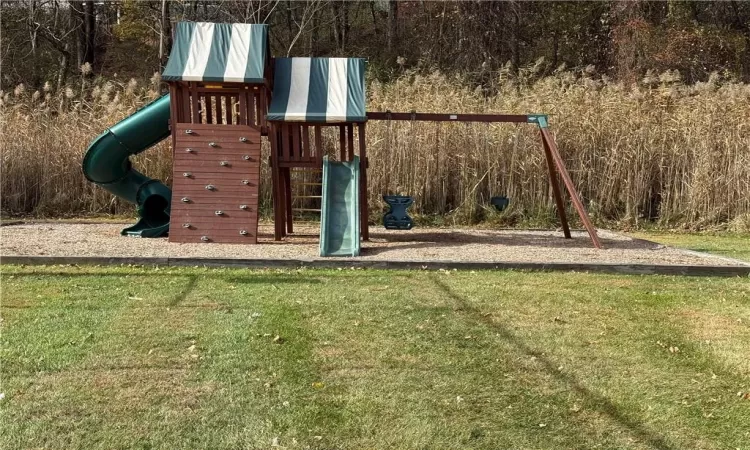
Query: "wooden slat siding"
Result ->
[[211, 94, 219, 124], [170, 201, 260, 211], [339, 125, 346, 161], [314, 125, 323, 164], [171, 184, 261, 197], [258, 89, 265, 129], [181, 84, 191, 123], [176, 129, 260, 140], [177, 136, 262, 145], [175, 147, 261, 155], [169, 220, 259, 228], [169, 229, 258, 245], [358, 122, 369, 241], [255, 91, 262, 128], [347, 123, 354, 161], [205, 95, 214, 124], [175, 153, 262, 163], [226, 95, 234, 125], [172, 199, 260, 207], [282, 123, 292, 161], [302, 126, 312, 163], [366, 112, 530, 123], [172, 160, 262, 173], [172, 169, 262, 181], [176, 137, 263, 146], [175, 151, 262, 161], [225, 95, 232, 125], [172, 203, 259, 215], [170, 123, 261, 244], [238, 88, 248, 125], [172, 181, 260, 193], [292, 125, 301, 162], [190, 83, 201, 124], [171, 209, 259, 220], [168, 84, 179, 161], [171, 228, 258, 237], [172, 123, 261, 134], [170, 230, 258, 239], [247, 89, 258, 125], [215, 94, 224, 124]]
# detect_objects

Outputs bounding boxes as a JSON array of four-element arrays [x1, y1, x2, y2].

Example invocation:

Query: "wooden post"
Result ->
[[269, 124, 284, 240], [346, 123, 354, 161], [358, 123, 369, 240], [314, 125, 323, 164], [339, 125, 346, 161], [540, 129, 571, 239], [284, 167, 293, 234], [540, 127, 602, 249], [189, 82, 200, 123]]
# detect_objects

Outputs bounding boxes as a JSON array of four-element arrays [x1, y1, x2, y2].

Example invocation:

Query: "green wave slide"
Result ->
[[320, 155, 361, 257], [82, 95, 172, 237]]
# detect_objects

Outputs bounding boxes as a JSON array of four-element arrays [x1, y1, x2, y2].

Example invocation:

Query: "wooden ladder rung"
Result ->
[[292, 208, 321, 212], [293, 195, 322, 199]]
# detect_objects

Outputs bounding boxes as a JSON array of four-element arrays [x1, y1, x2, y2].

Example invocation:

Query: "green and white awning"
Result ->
[[267, 58, 366, 123], [162, 22, 268, 83]]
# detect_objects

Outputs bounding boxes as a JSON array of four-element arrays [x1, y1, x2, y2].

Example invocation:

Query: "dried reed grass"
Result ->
[[2, 69, 749, 230]]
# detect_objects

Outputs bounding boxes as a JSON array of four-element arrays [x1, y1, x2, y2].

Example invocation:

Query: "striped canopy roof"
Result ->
[[162, 22, 268, 83], [267, 58, 366, 123]]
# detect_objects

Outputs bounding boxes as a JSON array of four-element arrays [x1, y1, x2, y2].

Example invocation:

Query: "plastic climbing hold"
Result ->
[[383, 195, 414, 230]]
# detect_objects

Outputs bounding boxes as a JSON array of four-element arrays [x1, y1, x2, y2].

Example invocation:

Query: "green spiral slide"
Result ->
[[82, 94, 172, 237]]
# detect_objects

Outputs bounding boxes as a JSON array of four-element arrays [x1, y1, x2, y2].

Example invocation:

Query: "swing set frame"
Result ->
[[365, 111, 603, 249]]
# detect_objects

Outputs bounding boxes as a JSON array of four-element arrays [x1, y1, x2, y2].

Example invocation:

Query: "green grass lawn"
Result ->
[[631, 232, 750, 263], [1, 266, 748, 449]]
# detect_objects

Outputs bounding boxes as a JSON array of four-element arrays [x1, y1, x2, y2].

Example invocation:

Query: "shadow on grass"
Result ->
[[2, 270, 413, 282], [2, 272, 324, 285], [429, 275, 675, 450], [169, 275, 198, 306]]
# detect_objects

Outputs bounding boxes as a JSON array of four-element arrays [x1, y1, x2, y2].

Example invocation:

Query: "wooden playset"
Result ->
[[83, 21, 602, 254]]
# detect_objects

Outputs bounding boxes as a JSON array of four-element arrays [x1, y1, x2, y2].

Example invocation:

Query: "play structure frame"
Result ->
[[365, 111, 602, 249], [268, 121, 368, 242]]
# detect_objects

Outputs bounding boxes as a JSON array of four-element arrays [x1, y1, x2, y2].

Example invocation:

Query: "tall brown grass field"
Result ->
[[2, 68, 749, 230]]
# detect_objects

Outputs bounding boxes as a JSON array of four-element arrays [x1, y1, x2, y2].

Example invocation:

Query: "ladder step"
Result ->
[[293, 195, 322, 199], [293, 208, 321, 212]]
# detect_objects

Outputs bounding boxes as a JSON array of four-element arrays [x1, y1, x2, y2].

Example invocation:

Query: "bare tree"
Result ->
[[286, 0, 327, 56], [386, 0, 397, 52], [158, 0, 171, 66]]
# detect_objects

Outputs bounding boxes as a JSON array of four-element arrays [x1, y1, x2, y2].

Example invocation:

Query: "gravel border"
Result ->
[[1, 222, 747, 277]]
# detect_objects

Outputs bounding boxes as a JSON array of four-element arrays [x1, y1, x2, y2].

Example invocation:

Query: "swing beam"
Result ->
[[366, 111, 603, 249]]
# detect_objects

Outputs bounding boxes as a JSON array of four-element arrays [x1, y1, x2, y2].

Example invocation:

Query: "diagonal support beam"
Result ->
[[540, 131, 572, 239], [532, 116, 602, 249]]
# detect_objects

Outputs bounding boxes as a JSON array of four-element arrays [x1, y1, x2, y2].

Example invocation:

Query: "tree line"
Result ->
[[3, 0, 750, 92]]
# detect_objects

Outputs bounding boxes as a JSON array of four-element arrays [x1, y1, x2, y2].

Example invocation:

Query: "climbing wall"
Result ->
[[169, 123, 261, 244]]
